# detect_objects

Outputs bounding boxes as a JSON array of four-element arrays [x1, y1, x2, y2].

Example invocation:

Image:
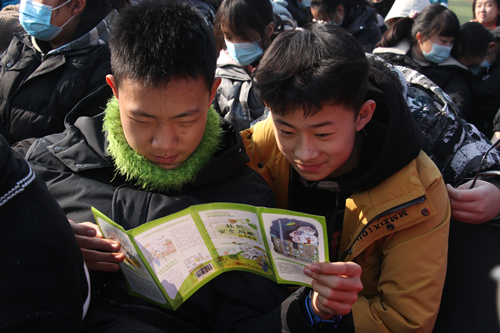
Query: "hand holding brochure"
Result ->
[[92, 203, 328, 310]]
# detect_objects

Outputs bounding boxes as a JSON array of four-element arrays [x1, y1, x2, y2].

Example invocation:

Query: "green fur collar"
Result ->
[[103, 97, 222, 192]]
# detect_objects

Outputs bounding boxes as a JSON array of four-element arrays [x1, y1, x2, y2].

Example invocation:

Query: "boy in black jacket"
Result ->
[[21, 1, 362, 332]]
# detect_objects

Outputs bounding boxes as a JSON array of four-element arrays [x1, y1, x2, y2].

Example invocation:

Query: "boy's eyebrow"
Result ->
[[274, 118, 333, 128], [129, 108, 201, 119], [172, 108, 201, 119]]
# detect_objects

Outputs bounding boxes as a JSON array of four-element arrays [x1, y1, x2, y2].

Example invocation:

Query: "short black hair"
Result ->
[[109, 0, 217, 91], [254, 24, 369, 117], [453, 22, 494, 59]]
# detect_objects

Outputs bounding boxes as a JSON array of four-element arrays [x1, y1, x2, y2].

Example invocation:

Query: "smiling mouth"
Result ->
[[296, 163, 323, 172]]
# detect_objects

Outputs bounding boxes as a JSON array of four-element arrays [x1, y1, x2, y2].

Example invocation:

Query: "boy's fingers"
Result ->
[[312, 280, 359, 306], [305, 261, 362, 279], [81, 249, 124, 263], [76, 234, 120, 252], [69, 220, 100, 237]]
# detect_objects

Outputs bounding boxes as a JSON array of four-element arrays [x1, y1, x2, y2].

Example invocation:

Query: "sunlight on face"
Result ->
[[475, 0, 500, 28], [115, 77, 213, 170], [271, 104, 365, 182]]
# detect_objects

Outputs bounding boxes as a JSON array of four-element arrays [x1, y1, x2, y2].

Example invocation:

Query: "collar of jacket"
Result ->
[[45, 110, 250, 191], [216, 63, 253, 81]]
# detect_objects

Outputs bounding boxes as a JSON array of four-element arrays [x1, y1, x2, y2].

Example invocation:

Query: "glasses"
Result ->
[[469, 139, 500, 189]]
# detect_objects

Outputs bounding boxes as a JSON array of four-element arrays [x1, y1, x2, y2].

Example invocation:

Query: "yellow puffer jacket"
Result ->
[[242, 117, 451, 333]]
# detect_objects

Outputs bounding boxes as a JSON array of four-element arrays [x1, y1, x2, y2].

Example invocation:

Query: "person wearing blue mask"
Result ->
[[0, 0, 117, 146], [373, 4, 473, 119], [212, 0, 294, 131], [309, 0, 382, 52], [455, 22, 500, 138]]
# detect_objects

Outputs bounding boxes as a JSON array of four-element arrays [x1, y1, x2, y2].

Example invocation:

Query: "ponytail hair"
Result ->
[[376, 4, 459, 48]]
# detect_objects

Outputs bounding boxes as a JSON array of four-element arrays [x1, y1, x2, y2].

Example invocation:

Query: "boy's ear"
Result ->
[[106, 75, 119, 99], [210, 78, 221, 102], [356, 100, 376, 132], [488, 41, 496, 53]]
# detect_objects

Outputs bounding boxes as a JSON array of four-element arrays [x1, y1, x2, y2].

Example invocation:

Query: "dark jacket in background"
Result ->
[[341, 3, 382, 53], [0, 133, 89, 332], [0, 10, 116, 145], [468, 59, 500, 138]]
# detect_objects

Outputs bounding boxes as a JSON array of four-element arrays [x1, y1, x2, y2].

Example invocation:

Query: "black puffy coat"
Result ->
[[341, 3, 382, 53], [0, 10, 116, 145]]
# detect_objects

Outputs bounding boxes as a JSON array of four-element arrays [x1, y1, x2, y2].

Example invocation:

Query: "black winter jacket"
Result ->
[[341, 3, 382, 53], [469, 59, 500, 137], [20, 106, 333, 332], [0, 10, 116, 145], [0, 133, 89, 332]]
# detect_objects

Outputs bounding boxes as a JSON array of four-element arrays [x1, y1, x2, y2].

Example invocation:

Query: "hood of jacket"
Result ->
[[26, 9, 118, 57]]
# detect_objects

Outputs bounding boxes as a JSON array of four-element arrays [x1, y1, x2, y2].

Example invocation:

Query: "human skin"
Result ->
[[71, 75, 220, 271], [414, 30, 454, 60], [446, 180, 500, 223], [270, 100, 375, 182], [106, 76, 219, 170], [269, 102, 372, 319], [475, 0, 500, 29], [311, 5, 344, 25], [32, 0, 86, 49]]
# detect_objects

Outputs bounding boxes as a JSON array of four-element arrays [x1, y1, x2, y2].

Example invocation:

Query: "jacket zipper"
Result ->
[[339, 195, 426, 261]]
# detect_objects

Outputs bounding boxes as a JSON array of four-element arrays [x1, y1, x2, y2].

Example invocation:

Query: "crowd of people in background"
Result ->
[[1, 0, 500, 332]]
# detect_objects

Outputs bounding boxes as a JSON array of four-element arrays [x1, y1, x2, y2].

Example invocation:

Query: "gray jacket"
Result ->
[[213, 63, 266, 131]]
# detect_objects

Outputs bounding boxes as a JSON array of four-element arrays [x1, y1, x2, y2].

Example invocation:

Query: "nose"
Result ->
[[151, 126, 178, 151], [295, 135, 320, 162]]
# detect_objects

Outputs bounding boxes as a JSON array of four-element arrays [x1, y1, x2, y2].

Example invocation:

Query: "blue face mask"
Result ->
[[298, 0, 311, 9], [469, 57, 492, 76], [19, 0, 74, 42], [225, 39, 263, 66], [422, 42, 452, 64]]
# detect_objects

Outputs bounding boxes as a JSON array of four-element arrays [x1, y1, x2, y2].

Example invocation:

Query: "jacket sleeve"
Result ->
[[352, 160, 451, 332], [210, 271, 353, 333]]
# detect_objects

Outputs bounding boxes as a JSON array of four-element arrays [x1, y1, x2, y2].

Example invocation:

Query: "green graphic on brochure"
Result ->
[[92, 203, 328, 310]]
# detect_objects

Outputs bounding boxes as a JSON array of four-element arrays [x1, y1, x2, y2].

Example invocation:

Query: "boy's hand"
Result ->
[[69, 220, 124, 272], [304, 262, 363, 319], [446, 181, 500, 224]]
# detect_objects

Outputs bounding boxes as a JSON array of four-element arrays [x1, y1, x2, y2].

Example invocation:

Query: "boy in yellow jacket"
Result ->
[[243, 24, 451, 332]]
